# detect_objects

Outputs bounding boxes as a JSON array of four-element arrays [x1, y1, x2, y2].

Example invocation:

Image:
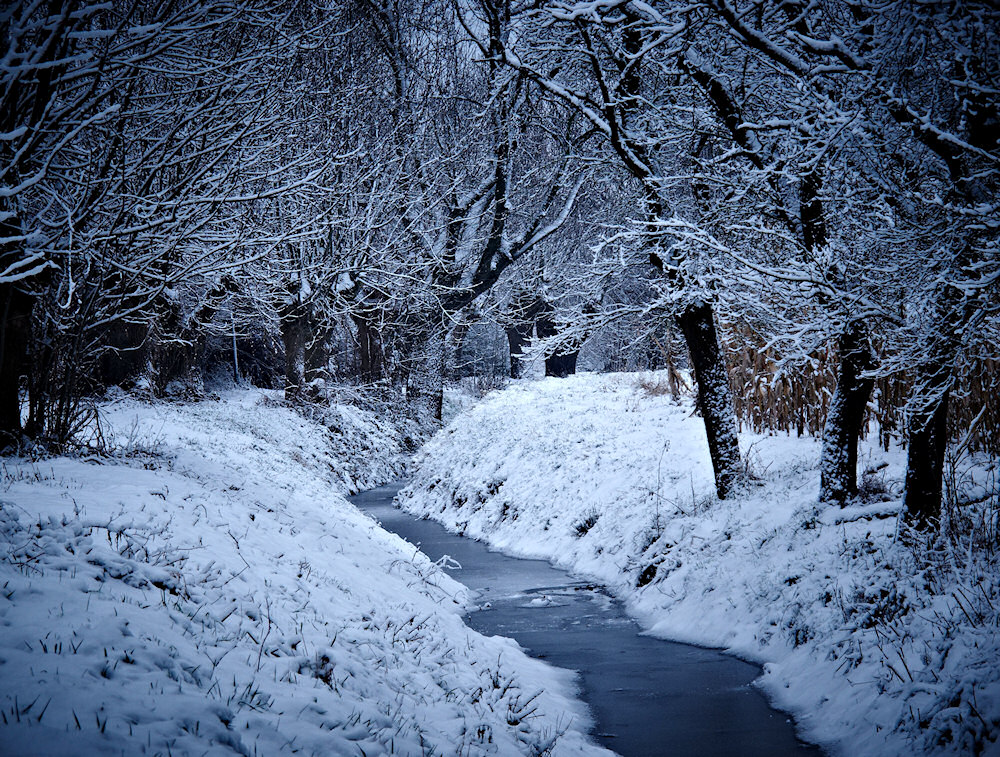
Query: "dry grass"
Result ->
[[637, 374, 680, 398], [722, 324, 1000, 456]]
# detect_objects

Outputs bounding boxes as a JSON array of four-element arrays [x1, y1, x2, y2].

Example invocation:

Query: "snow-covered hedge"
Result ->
[[400, 373, 1000, 757], [0, 390, 605, 756]]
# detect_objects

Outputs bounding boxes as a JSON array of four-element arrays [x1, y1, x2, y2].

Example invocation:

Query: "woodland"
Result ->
[[2, 0, 998, 536]]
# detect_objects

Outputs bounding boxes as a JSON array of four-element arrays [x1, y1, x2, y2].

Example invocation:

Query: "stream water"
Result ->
[[351, 482, 821, 757]]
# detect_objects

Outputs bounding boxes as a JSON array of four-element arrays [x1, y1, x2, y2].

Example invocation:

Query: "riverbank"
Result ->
[[355, 481, 818, 757], [0, 389, 605, 756], [399, 372, 1000, 757]]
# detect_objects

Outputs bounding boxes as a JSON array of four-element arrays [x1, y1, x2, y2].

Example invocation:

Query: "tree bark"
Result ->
[[820, 320, 876, 504], [279, 288, 307, 402], [676, 301, 742, 499], [353, 312, 383, 383], [433, 335, 446, 421], [903, 362, 952, 530], [505, 323, 532, 378], [535, 311, 579, 378], [799, 171, 828, 252], [446, 322, 472, 382], [0, 283, 33, 444], [148, 275, 239, 395], [544, 350, 579, 378], [304, 315, 331, 388], [420, 329, 446, 421], [901, 250, 971, 530]]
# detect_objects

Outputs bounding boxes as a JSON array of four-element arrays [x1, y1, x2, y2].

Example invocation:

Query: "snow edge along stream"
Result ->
[[0, 389, 609, 757], [399, 372, 1000, 757]]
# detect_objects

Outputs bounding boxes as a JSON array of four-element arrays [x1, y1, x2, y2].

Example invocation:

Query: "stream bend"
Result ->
[[352, 482, 821, 757]]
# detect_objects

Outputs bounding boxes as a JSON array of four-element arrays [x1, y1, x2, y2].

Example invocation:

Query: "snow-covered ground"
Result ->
[[400, 372, 1000, 757], [0, 390, 607, 756]]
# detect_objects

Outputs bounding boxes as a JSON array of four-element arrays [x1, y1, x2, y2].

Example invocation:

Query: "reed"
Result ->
[[722, 325, 1000, 456]]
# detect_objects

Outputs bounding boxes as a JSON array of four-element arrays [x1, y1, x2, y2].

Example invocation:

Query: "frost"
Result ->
[[0, 390, 605, 756], [402, 372, 1000, 756]]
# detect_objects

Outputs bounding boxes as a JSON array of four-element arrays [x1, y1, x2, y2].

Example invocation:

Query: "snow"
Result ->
[[400, 372, 1000, 757], [0, 390, 606, 756]]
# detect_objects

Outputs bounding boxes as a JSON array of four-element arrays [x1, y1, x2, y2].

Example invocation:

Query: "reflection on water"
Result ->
[[351, 482, 821, 757]]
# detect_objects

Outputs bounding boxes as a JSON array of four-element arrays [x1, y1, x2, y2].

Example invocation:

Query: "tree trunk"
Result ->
[[447, 322, 471, 382], [799, 171, 828, 253], [150, 275, 239, 395], [23, 331, 52, 440], [433, 337, 446, 421], [143, 296, 182, 397], [0, 284, 33, 444], [505, 323, 532, 378], [425, 325, 470, 420], [304, 315, 331, 388], [419, 329, 446, 421], [820, 320, 876, 504], [544, 350, 579, 378], [901, 254, 969, 531], [535, 312, 579, 378], [676, 301, 742, 499], [279, 292, 307, 402], [353, 312, 383, 383], [903, 362, 952, 531]]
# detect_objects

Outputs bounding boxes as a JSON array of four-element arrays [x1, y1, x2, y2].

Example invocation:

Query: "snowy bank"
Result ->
[[0, 390, 606, 756], [400, 373, 1000, 757]]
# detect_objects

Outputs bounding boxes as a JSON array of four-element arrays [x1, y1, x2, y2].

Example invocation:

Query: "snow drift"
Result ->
[[400, 372, 1000, 757], [0, 390, 605, 756]]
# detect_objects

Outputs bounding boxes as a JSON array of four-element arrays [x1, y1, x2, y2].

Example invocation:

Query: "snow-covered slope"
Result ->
[[0, 390, 606, 756], [400, 373, 1000, 757]]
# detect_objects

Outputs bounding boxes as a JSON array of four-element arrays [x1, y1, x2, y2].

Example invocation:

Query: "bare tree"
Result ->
[[694, 0, 998, 526], [474, 0, 745, 497]]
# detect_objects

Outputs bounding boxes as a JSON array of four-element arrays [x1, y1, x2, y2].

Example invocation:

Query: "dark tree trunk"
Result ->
[[0, 9, 64, 443], [799, 171, 828, 252], [143, 295, 182, 397], [535, 312, 579, 378], [353, 313, 383, 383], [447, 322, 471, 382], [820, 320, 877, 504], [148, 275, 239, 395], [423, 329, 446, 421], [304, 315, 331, 387], [0, 283, 33, 444], [429, 325, 468, 421], [432, 351, 445, 421], [23, 333, 52, 440], [901, 251, 970, 531], [505, 323, 532, 378], [903, 364, 952, 531], [544, 351, 579, 378], [279, 291, 307, 402], [676, 301, 742, 499]]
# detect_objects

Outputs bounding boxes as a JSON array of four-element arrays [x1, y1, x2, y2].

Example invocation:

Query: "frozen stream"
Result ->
[[352, 482, 821, 757]]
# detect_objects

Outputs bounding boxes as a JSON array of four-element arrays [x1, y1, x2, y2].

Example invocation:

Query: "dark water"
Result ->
[[351, 482, 821, 757]]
